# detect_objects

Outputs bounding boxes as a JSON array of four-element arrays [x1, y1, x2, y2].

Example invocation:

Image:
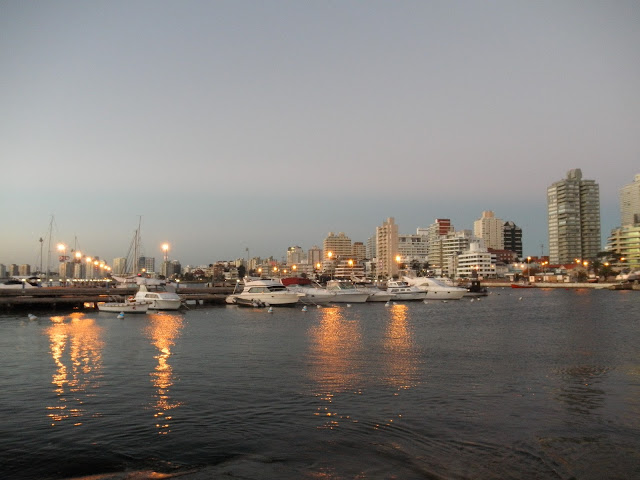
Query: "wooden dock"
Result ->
[[0, 286, 233, 311]]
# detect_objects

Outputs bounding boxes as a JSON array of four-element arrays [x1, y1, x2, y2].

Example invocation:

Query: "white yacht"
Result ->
[[134, 283, 182, 310], [226, 279, 301, 307], [325, 280, 370, 303], [385, 280, 427, 301], [403, 276, 467, 300]]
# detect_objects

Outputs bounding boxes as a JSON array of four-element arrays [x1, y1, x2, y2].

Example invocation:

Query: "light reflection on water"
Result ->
[[45, 312, 104, 426], [383, 303, 418, 390], [144, 312, 184, 435]]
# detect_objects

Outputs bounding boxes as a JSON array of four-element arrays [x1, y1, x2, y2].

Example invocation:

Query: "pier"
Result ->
[[0, 286, 234, 311]]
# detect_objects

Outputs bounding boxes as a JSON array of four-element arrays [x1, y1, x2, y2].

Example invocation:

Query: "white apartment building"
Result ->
[[431, 230, 474, 276], [620, 173, 640, 226], [376, 217, 399, 278], [352, 242, 366, 262], [397, 232, 428, 265], [473, 211, 504, 250], [456, 241, 497, 278]]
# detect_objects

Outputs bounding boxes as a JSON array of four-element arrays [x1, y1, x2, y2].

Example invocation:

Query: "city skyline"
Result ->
[[2, 2, 639, 265]]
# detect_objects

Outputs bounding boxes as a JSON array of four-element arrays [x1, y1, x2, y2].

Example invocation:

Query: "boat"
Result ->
[[402, 276, 466, 300], [226, 279, 301, 306], [465, 278, 488, 297], [386, 280, 427, 301], [464, 272, 489, 297], [98, 297, 150, 313], [281, 277, 335, 304], [510, 283, 536, 289], [0, 276, 41, 289], [134, 279, 182, 310], [325, 280, 370, 303]]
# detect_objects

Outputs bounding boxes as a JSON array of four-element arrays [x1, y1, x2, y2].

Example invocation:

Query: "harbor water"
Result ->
[[1, 288, 639, 479]]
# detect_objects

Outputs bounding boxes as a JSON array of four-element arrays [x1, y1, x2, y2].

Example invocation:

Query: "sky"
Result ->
[[1, 0, 639, 267]]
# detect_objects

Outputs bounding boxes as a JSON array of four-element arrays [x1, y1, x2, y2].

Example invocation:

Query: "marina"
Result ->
[[1, 288, 639, 479]]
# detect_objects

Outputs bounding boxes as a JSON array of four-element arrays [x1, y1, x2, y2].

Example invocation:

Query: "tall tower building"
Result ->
[[473, 211, 504, 250], [307, 246, 323, 267], [503, 221, 523, 259], [376, 217, 399, 278], [547, 168, 601, 264], [620, 173, 640, 226]]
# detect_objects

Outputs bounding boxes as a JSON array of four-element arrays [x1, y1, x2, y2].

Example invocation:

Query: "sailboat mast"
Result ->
[[46, 215, 54, 280]]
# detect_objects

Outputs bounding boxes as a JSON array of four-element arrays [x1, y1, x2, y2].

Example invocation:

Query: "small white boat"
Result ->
[[98, 297, 150, 313], [226, 279, 301, 306], [134, 282, 182, 310], [326, 280, 370, 303], [386, 281, 427, 301]]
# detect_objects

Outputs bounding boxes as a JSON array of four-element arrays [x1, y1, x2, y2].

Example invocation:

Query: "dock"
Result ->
[[0, 286, 234, 311]]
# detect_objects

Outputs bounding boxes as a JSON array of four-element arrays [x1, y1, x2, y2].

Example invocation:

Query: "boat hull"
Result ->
[[98, 302, 149, 313], [330, 293, 370, 303], [226, 293, 300, 306]]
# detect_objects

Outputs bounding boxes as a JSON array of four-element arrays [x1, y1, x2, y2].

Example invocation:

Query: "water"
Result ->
[[1, 288, 639, 479]]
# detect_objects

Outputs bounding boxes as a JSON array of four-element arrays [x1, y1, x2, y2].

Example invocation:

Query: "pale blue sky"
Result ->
[[2, 1, 639, 267]]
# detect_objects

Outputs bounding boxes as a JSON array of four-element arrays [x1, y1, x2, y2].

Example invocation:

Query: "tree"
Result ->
[[237, 265, 246, 279]]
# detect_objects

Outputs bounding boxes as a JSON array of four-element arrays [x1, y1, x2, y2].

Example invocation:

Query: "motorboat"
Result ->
[[0, 276, 41, 289], [226, 279, 301, 306], [403, 276, 466, 300], [98, 296, 150, 313], [325, 280, 370, 303], [134, 281, 182, 310], [281, 277, 334, 304], [385, 280, 427, 301]]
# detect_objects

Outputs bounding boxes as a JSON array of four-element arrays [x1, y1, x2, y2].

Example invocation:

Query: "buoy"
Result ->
[[268, 307, 274, 313], [385, 301, 391, 307], [316, 304, 322, 308], [423, 300, 428, 304], [346, 304, 352, 308], [27, 313, 37, 321], [519, 297, 523, 301], [470, 298, 475, 302], [302, 306, 308, 312]]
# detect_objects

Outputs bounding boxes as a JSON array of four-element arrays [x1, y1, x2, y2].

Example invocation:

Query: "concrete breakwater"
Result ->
[[0, 286, 234, 311]]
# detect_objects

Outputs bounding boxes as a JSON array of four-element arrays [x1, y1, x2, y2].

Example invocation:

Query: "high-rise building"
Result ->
[[112, 257, 127, 275], [424, 219, 453, 268], [547, 169, 601, 264], [376, 217, 399, 278], [503, 221, 523, 259], [620, 173, 640, 226], [139, 256, 155, 274], [606, 225, 640, 271], [323, 232, 352, 260], [18, 264, 31, 276], [352, 242, 366, 262], [286, 246, 304, 265], [0, 264, 6, 278], [473, 211, 504, 250], [366, 236, 376, 260], [307, 246, 323, 268]]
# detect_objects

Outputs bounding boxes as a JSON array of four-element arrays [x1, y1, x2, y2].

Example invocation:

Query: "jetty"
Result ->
[[0, 286, 234, 312]]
